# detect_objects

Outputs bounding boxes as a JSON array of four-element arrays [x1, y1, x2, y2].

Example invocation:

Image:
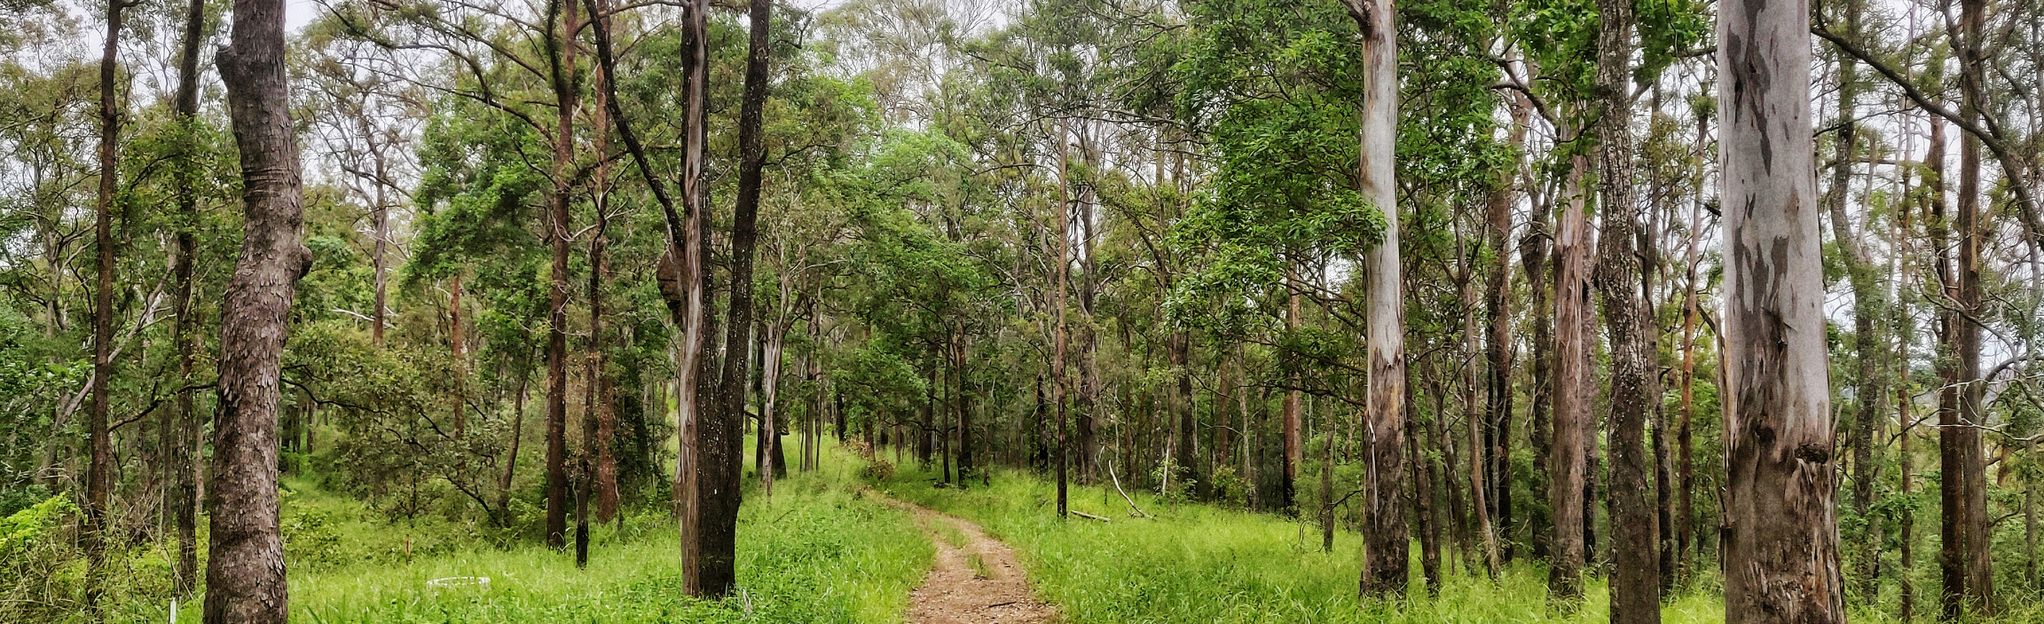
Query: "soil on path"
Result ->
[[885, 495, 1060, 624]]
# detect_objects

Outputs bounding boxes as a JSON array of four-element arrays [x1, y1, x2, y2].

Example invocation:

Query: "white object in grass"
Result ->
[[427, 576, 492, 590]]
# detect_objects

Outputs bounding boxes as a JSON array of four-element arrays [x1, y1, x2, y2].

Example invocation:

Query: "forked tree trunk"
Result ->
[[206, 0, 308, 618], [1344, 0, 1407, 599], [1717, 1, 1844, 621], [1592, 1, 1660, 619], [697, 0, 773, 596], [582, 0, 709, 591], [498, 368, 531, 526]]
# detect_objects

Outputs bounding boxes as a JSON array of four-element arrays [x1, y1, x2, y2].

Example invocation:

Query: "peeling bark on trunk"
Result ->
[[206, 0, 309, 617], [1548, 147, 1594, 605], [584, 0, 710, 593], [1341, 0, 1407, 600], [1717, 2, 1844, 620]]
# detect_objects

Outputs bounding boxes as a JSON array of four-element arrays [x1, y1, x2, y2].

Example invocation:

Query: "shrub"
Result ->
[[858, 457, 895, 483]]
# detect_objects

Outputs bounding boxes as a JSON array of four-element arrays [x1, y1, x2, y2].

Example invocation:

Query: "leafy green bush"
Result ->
[[0, 494, 74, 556], [858, 456, 896, 483], [0, 495, 81, 622]]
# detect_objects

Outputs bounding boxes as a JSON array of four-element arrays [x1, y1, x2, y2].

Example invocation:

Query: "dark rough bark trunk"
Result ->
[[1431, 371, 1467, 566], [1344, 0, 1407, 599], [1899, 357, 1918, 624], [958, 336, 974, 484], [1592, 1, 1660, 619], [1548, 148, 1594, 605], [1929, 110, 1971, 623], [165, 0, 204, 597], [83, 0, 124, 611], [1896, 159, 1919, 624], [370, 158, 388, 347], [1281, 289, 1302, 514], [1054, 118, 1072, 519], [1407, 387, 1440, 596], [206, 0, 309, 617], [1321, 412, 1335, 552], [698, 0, 772, 596], [1952, 0, 1995, 613], [1213, 347, 1233, 483], [1173, 332, 1196, 493], [1717, 2, 1845, 621], [541, 0, 580, 552], [589, 35, 618, 522]]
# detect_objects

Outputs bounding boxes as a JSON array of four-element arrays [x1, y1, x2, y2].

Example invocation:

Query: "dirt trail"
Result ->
[[885, 496, 1060, 624]]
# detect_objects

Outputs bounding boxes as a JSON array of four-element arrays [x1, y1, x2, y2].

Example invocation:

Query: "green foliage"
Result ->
[[0, 494, 73, 556]]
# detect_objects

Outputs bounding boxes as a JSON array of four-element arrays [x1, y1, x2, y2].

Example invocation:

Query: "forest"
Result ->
[[1, 0, 2040, 621]]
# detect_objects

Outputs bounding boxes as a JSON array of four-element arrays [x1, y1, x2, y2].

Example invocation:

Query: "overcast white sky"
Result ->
[[282, 0, 847, 33]]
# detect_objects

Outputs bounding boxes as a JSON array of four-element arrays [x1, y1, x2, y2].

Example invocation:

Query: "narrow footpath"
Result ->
[[884, 496, 1061, 624]]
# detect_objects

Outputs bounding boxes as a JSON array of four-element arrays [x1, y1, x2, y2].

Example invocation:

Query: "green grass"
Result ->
[[103, 439, 930, 624], [874, 464, 1932, 624]]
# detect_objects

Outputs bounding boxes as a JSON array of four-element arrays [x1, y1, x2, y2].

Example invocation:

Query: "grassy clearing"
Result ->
[[875, 464, 1937, 624], [100, 439, 929, 624]]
